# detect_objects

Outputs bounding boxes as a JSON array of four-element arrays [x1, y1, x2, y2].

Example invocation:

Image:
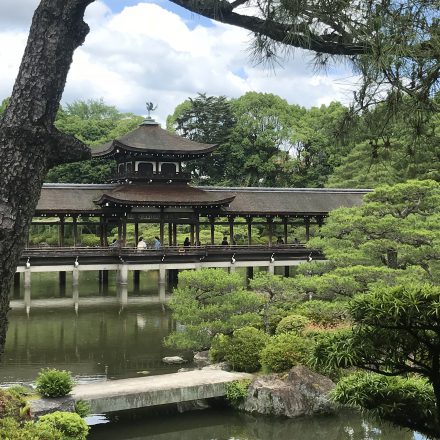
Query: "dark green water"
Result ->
[[2, 272, 427, 440]]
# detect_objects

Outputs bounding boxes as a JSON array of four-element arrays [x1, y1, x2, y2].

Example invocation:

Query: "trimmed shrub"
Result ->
[[276, 314, 310, 335], [225, 379, 252, 407], [0, 388, 29, 420], [38, 412, 89, 440], [260, 333, 310, 372], [0, 417, 63, 440], [74, 400, 91, 418], [224, 327, 269, 372], [295, 300, 348, 328], [209, 333, 230, 363], [36, 369, 74, 398]]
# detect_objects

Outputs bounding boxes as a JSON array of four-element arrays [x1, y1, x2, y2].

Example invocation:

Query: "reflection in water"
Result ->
[[2, 270, 189, 384], [89, 408, 424, 440]]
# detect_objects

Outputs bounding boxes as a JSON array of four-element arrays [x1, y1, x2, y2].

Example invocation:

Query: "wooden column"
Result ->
[[195, 215, 200, 245], [283, 217, 288, 244], [134, 222, 139, 244], [190, 224, 195, 245], [72, 216, 78, 247], [122, 218, 127, 246], [304, 216, 310, 242], [210, 217, 215, 245], [99, 217, 105, 246], [168, 223, 173, 246], [58, 215, 65, 247], [247, 217, 252, 245], [267, 217, 274, 246], [229, 217, 234, 245], [117, 219, 122, 242], [172, 223, 177, 246], [160, 212, 165, 247]]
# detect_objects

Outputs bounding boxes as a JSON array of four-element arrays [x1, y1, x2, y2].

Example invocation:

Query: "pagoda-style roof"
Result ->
[[94, 183, 235, 208], [92, 119, 217, 159]]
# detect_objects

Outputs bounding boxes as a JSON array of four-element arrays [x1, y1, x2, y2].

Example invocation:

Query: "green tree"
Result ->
[[304, 180, 440, 436], [166, 93, 235, 184], [328, 97, 440, 187], [45, 99, 143, 183], [164, 269, 265, 350], [224, 92, 297, 186]]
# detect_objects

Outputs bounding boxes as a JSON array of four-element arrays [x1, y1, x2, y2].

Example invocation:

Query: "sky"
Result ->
[[0, 0, 358, 123]]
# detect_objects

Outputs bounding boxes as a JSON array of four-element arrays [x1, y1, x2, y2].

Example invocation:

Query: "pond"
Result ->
[[2, 271, 427, 440]]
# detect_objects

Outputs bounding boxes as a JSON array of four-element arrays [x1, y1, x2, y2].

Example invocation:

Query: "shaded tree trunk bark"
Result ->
[[0, 0, 93, 354]]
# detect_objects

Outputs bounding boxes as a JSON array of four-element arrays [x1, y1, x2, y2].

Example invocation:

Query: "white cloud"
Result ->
[[0, 1, 357, 123]]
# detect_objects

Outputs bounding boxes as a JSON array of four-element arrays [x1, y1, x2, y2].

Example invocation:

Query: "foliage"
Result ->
[[332, 372, 438, 438], [166, 93, 235, 185], [36, 368, 74, 398], [275, 314, 310, 335], [0, 417, 63, 440], [309, 180, 440, 280], [260, 332, 310, 373], [313, 284, 440, 436], [38, 412, 89, 440], [0, 388, 30, 420], [74, 400, 90, 418], [209, 333, 230, 363], [45, 99, 143, 184], [223, 327, 269, 372], [225, 379, 252, 408], [164, 269, 265, 351], [295, 301, 349, 328]]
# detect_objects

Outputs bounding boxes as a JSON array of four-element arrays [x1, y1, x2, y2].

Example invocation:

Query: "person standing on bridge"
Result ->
[[183, 237, 190, 247], [137, 237, 147, 250], [221, 237, 229, 246], [154, 236, 161, 250]]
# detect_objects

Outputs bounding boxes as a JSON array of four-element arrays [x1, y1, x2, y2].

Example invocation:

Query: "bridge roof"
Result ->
[[36, 184, 370, 216]]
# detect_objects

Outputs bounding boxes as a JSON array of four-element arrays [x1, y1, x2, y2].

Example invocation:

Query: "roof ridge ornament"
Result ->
[[140, 101, 158, 126]]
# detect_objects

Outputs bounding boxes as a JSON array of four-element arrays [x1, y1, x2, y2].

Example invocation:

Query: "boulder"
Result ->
[[238, 365, 335, 417], [193, 351, 211, 368], [162, 356, 187, 364], [201, 362, 231, 371], [177, 399, 211, 413], [30, 396, 75, 419]]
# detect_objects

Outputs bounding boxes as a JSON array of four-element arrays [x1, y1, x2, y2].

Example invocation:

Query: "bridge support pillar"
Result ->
[[118, 264, 128, 285], [24, 269, 31, 288], [133, 270, 140, 292], [229, 265, 236, 273], [268, 264, 275, 275], [13, 273, 20, 299], [246, 266, 254, 281], [284, 266, 290, 278], [159, 266, 166, 300], [59, 271, 66, 297], [72, 268, 79, 287]]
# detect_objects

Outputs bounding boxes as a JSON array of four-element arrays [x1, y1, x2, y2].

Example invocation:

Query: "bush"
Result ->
[[295, 300, 348, 328], [0, 417, 63, 440], [36, 369, 74, 398], [38, 412, 89, 440], [276, 314, 310, 335], [0, 388, 30, 420], [224, 327, 269, 372], [260, 333, 310, 372], [225, 379, 251, 407], [209, 333, 230, 363], [74, 400, 90, 418]]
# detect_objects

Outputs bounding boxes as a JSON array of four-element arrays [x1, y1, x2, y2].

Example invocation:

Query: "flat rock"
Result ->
[[30, 396, 75, 419], [238, 365, 335, 418], [202, 362, 230, 371], [162, 356, 187, 364]]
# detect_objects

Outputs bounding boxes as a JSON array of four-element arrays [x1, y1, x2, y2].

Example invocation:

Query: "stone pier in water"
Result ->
[[72, 370, 252, 413]]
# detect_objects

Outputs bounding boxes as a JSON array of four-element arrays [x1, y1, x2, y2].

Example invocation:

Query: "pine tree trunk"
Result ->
[[0, 0, 93, 354]]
